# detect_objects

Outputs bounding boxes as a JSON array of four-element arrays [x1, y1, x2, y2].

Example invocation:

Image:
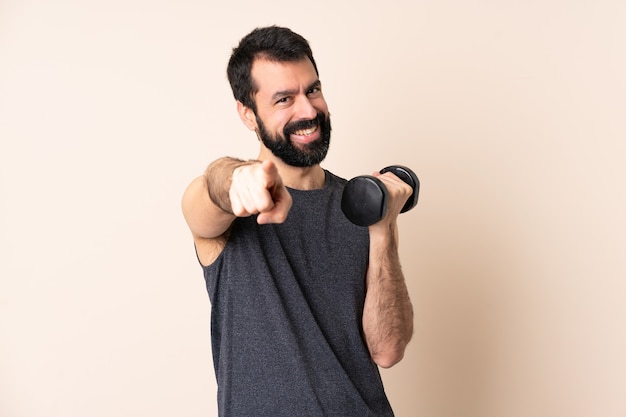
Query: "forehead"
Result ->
[[251, 58, 318, 97]]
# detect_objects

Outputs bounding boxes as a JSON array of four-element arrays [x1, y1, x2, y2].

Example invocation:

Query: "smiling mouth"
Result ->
[[293, 126, 318, 136]]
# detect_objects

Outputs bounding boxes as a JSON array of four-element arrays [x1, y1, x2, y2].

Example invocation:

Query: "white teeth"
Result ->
[[294, 126, 317, 136]]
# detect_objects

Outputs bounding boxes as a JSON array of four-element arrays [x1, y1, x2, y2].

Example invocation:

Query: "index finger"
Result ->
[[261, 160, 279, 188]]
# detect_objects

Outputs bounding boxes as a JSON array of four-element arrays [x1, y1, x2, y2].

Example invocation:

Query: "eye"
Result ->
[[275, 96, 291, 105], [307, 87, 321, 96]]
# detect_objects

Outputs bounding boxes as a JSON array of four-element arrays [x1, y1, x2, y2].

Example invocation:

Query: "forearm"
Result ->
[[182, 157, 251, 239], [362, 223, 414, 368], [205, 157, 258, 214]]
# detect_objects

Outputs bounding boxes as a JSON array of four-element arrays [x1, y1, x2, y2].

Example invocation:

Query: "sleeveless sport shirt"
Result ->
[[202, 170, 394, 417]]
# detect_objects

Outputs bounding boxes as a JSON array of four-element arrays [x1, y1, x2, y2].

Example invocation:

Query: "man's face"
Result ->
[[248, 58, 331, 167], [255, 109, 331, 168]]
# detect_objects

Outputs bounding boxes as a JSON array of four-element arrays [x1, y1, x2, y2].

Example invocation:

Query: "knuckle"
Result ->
[[231, 203, 245, 217]]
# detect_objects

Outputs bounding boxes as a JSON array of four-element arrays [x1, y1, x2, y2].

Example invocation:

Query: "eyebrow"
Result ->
[[271, 80, 321, 102]]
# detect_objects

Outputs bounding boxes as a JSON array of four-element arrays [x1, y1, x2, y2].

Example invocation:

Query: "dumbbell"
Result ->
[[341, 165, 420, 227]]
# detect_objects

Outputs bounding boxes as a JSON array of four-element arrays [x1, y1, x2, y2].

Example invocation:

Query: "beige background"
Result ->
[[1, 1, 625, 416]]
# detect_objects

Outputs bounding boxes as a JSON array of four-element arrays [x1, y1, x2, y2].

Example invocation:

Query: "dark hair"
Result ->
[[226, 26, 319, 112]]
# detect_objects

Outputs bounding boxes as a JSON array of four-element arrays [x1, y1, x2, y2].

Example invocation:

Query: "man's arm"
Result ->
[[182, 157, 292, 243], [362, 172, 414, 368], [182, 158, 239, 241]]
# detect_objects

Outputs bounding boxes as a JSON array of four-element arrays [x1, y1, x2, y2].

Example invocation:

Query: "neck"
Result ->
[[283, 165, 326, 190]]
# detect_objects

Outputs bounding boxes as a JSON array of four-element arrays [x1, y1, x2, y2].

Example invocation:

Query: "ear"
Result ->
[[237, 101, 258, 131]]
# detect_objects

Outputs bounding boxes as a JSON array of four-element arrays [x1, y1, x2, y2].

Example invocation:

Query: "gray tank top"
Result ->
[[203, 170, 394, 416]]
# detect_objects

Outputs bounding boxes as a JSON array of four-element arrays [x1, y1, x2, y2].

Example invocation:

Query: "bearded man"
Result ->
[[182, 26, 413, 417]]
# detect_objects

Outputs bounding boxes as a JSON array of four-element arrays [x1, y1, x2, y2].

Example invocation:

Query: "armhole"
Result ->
[[194, 229, 230, 267]]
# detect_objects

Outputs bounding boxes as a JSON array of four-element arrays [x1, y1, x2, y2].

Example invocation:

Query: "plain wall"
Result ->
[[1, 1, 625, 416]]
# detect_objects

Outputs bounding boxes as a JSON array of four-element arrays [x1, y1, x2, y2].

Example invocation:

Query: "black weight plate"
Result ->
[[341, 176, 388, 227]]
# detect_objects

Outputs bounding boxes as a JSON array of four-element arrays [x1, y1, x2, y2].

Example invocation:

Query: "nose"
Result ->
[[293, 95, 318, 121]]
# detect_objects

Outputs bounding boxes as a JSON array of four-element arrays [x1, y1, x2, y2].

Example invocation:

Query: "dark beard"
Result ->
[[256, 112, 331, 167]]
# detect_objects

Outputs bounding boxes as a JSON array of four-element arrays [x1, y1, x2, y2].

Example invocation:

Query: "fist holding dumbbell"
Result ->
[[341, 166, 420, 226]]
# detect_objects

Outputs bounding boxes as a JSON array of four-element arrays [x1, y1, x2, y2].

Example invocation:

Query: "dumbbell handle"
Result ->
[[379, 165, 419, 213]]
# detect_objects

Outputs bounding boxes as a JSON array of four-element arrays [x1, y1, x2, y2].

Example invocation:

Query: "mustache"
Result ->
[[283, 112, 326, 136]]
